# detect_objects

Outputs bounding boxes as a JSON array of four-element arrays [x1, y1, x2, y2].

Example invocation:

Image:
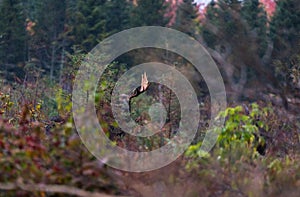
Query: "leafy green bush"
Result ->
[[216, 103, 269, 160], [184, 103, 300, 196], [186, 103, 269, 165]]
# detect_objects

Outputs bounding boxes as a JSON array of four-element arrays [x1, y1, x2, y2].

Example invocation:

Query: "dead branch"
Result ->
[[262, 38, 274, 65], [0, 181, 127, 197]]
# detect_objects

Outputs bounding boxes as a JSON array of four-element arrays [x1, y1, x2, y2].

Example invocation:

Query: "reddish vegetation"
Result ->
[[166, 0, 277, 25], [165, 0, 181, 25], [166, 0, 206, 25], [260, 0, 276, 17]]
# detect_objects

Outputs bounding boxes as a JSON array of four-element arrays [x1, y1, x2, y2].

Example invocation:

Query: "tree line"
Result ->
[[0, 0, 299, 107]]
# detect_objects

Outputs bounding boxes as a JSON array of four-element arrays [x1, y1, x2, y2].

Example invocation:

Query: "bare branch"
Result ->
[[206, 47, 234, 84], [0, 182, 127, 197], [262, 38, 274, 65]]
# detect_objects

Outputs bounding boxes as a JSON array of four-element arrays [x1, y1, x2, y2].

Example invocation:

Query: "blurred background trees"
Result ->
[[1, 0, 299, 144], [0, 0, 298, 100], [0, 0, 299, 130]]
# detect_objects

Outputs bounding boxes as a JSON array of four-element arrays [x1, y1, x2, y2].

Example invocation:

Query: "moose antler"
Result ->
[[128, 72, 150, 112], [140, 72, 149, 92]]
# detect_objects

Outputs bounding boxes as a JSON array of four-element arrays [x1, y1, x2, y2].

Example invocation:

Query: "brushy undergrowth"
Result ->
[[0, 82, 299, 196], [185, 103, 300, 197]]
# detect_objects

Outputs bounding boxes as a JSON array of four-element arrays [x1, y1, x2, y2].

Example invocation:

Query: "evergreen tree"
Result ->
[[202, 1, 219, 48], [270, 0, 300, 92], [104, 0, 132, 35], [203, 0, 243, 48], [130, 0, 170, 27], [69, 0, 107, 52], [241, 0, 268, 57], [223, 0, 242, 7], [29, 0, 67, 81], [203, 0, 269, 58], [270, 0, 300, 59], [201, 0, 288, 107], [0, 0, 27, 64], [173, 0, 199, 36]]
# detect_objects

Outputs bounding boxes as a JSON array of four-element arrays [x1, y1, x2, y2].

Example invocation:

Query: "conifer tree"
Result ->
[[270, 0, 300, 59], [270, 0, 300, 92], [69, 0, 106, 52], [173, 0, 199, 36], [104, 0, 132, 35], [0, 0, 26, 64], [201, 0, 288, 107], [130, 0, 170, 27], [241, 0, 268, 57], [30, 0, 67, 81]]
